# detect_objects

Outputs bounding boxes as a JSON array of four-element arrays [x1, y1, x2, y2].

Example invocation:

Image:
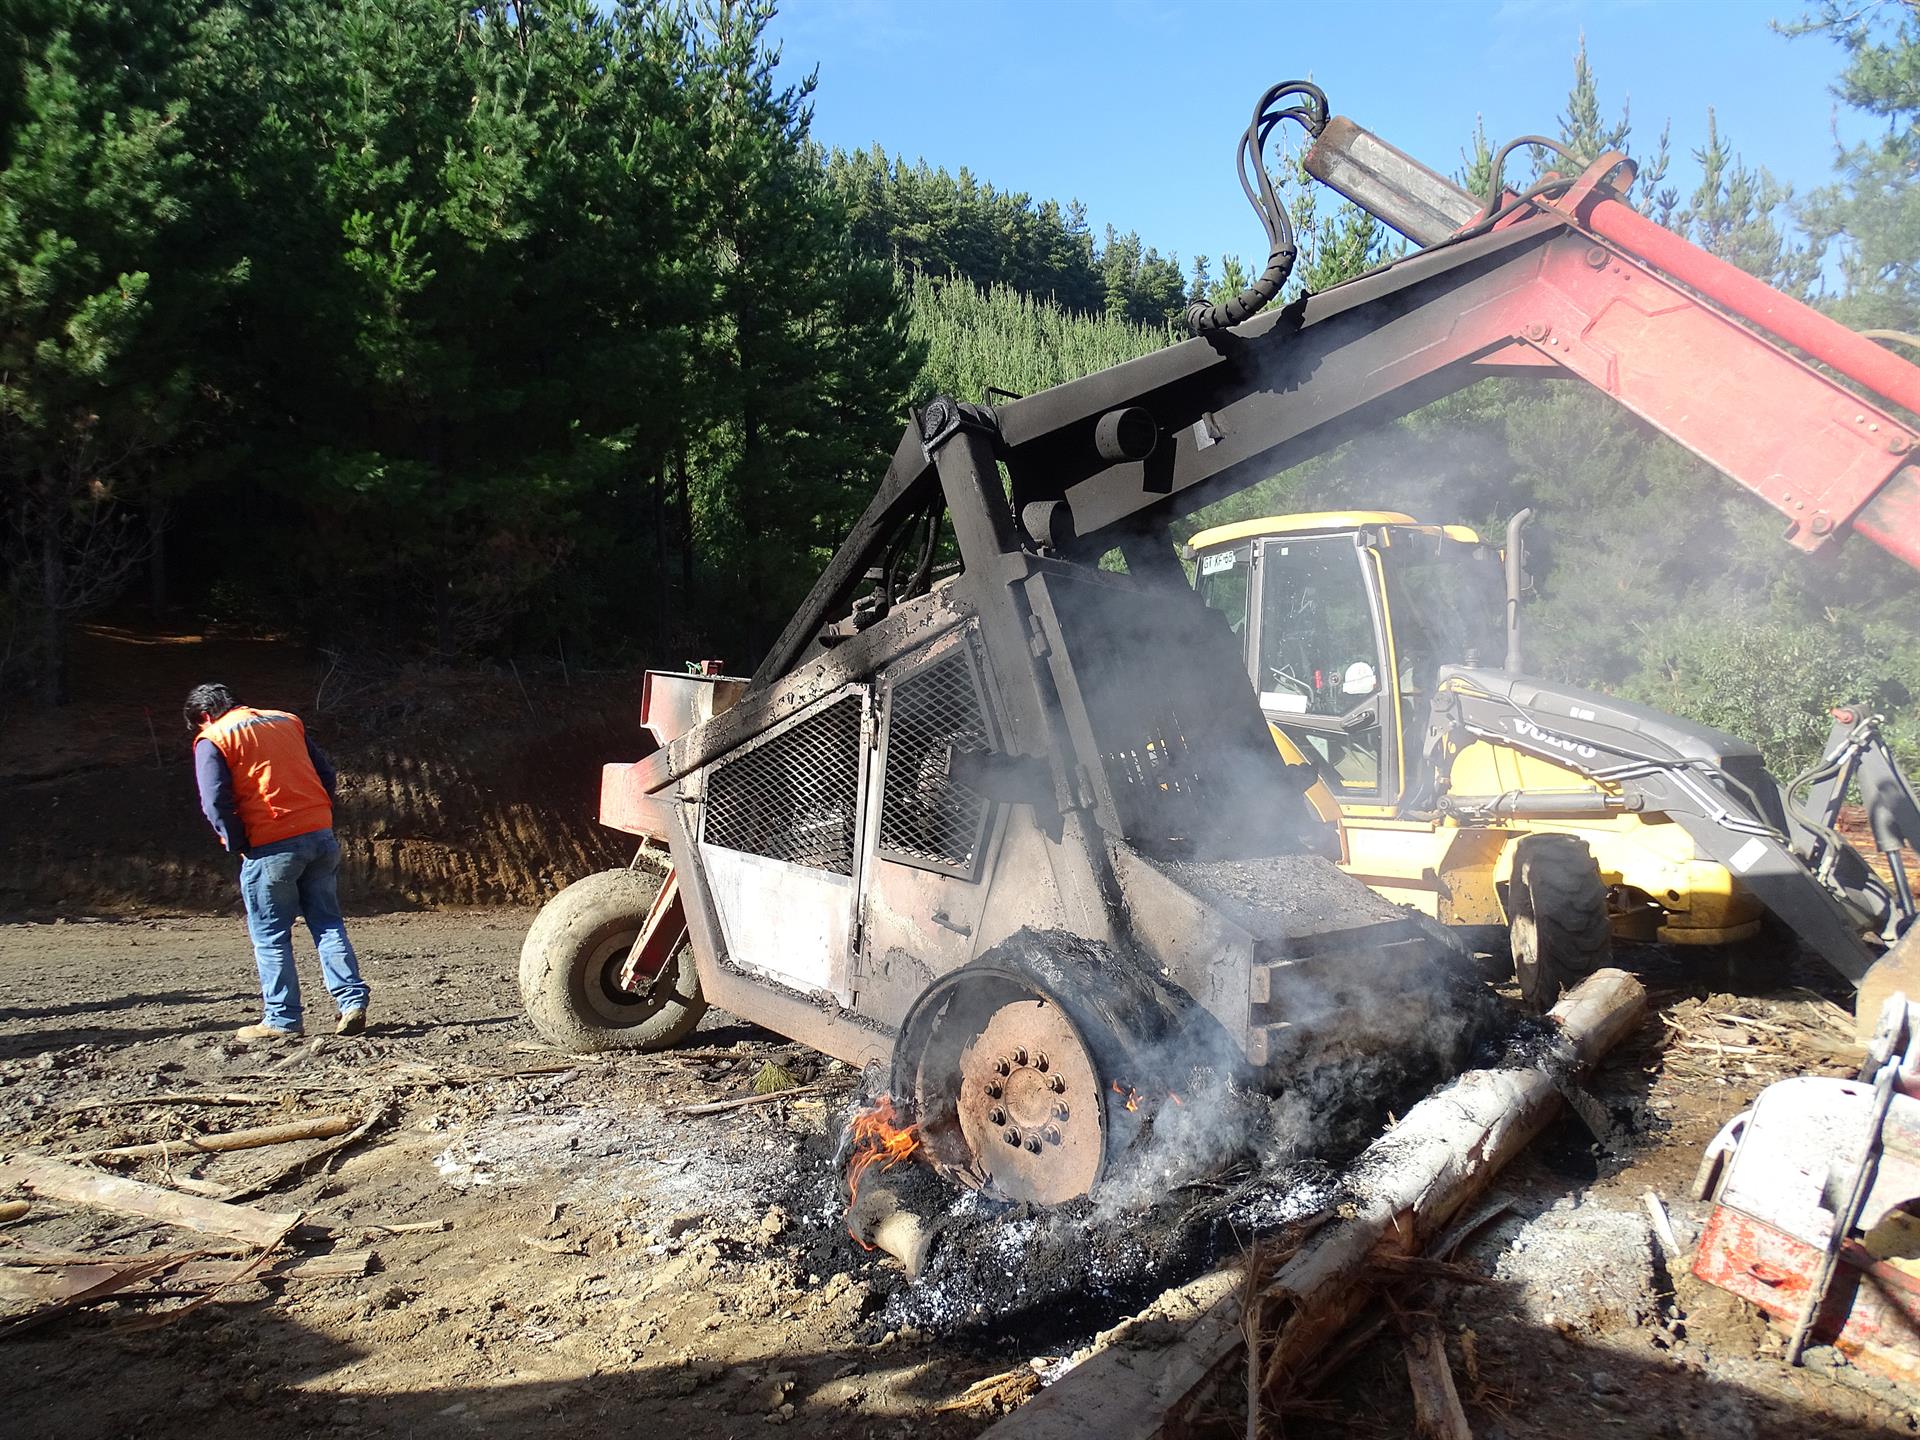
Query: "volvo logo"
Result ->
[[1508, 716, 1599, 760]]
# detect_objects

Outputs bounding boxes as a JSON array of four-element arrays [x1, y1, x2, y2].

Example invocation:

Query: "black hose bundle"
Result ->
[[1185, 80, 1330, 335]]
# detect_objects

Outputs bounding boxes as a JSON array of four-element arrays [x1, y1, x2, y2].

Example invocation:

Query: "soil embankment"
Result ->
[[0, 625, 643, 915]]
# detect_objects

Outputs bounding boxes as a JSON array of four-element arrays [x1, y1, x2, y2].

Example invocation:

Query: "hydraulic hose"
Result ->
[[1186, 81, 1330, 334]]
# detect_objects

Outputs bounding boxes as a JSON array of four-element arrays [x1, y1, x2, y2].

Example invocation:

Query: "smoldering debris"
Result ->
[[785, 972, 1531, 1353]]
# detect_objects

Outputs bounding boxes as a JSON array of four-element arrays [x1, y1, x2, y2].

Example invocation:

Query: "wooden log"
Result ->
[[1401, 1318, 1472, 1440], [62, 1114, 356, 1163], [980, 968, 1646, 1440], [0, 1155, 299, 1246], [0, 1251, 192, 1338]]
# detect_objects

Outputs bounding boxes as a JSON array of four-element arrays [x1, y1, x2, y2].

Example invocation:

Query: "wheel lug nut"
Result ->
[[989, 1106, 1007, 1126], [985, 1083, 1003, 1100], [994, 1056, 1011, 1077], [1053, 1101, 1069, 1120], [1011, 1047, 1029, 1066], [1043, 1126, 1062, 1145], [1003, 1128, 1021, 1146], [1034, 1051, 1050, 1072], [1047, 1075, 1066, 1093], [1025, 1136, 1043, 1153]]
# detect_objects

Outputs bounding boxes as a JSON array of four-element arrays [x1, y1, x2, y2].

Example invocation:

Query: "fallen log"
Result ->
[[0, 1251, 194, 1338], [980, 968, 1646, 1440], [62, 1114, 355, 1164], [0, 1264, 125, 1304], [0, 1155, 299, 1246]]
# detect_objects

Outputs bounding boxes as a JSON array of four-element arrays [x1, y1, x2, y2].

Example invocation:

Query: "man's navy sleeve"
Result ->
[[306, 738, 337, 800], [194, 739, 248, 853]]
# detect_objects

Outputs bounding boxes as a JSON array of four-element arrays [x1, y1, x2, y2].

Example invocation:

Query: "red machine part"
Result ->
[[1478, 184, 1918, 564], [616, 865, 688, 993], [1695, 1202, 1920, 1385]]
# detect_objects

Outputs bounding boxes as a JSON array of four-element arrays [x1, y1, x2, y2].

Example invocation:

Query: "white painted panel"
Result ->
[[699, 843, 853, 1002]]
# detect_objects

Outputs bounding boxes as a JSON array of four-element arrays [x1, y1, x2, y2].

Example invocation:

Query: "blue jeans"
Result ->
[[239, 828, 369, 1030]]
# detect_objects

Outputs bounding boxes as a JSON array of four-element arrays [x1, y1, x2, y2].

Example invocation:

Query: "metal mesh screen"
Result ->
[[879, 649, 991, 875], [703, 694, 862, 874]]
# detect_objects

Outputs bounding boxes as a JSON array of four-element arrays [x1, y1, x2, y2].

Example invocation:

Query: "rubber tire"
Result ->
[[519, 867, 707, 1054], [1509, 834, 1613, 1014]]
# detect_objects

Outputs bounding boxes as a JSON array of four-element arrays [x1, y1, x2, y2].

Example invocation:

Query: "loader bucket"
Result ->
[[1858, 927, 1920, 1040]]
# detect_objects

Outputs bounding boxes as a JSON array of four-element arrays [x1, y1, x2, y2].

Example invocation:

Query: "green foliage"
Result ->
[[0, 1, 229, 697], [904, 269, 1172, 403], [1625, 612, 1919, 775], [1788, 1, 1920, 336]]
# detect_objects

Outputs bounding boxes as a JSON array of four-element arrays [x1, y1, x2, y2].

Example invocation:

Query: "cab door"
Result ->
[[1243, 532, 1402, 809]]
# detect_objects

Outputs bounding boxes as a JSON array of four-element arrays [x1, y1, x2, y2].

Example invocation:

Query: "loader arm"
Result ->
[[761, 120, 1917, 695]]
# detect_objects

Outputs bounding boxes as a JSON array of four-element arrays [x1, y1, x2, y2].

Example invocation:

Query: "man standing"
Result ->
[[185, 683, 370, 1040]]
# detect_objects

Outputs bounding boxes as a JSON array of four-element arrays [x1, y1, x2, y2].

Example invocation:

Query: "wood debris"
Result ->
[[0, 1155, 299, 1246], [61, 1113, 356, 1164], [1398, 1313, 1473, 1440]]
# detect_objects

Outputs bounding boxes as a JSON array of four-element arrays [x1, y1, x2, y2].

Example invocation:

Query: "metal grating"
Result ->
[[703, 694, 863, 874], [879, 648, 992, 876]]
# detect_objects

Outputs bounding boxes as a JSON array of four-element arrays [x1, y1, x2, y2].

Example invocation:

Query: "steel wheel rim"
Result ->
[[956, 996, 1106, 1205]]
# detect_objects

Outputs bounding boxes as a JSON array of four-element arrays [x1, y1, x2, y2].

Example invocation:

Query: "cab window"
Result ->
[[1257, 536, 1388, 796], [1195, 543, 1251, 652]]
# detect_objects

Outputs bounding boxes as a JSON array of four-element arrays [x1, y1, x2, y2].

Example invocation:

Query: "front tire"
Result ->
[[520, 868, 706, 1053], [1509, 834, 1613, 1013]]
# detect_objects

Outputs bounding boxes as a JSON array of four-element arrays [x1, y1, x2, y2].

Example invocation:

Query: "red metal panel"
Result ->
[[1505, 237, 1915, 554], [1695, 1203, 1920, 1383], [618, 867, 687, 989], [1855, 466, 1920, 570], [1573, 194, 1920, 422], [598, 761, 673, 840]]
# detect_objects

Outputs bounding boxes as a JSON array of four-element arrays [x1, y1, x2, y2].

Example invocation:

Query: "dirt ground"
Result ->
[[0, 911, 1913, 1439]]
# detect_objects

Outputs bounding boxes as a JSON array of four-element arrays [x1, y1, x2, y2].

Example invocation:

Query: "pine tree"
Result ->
[[1787, 1, 1920, 336], [0, 1, 229, 699]]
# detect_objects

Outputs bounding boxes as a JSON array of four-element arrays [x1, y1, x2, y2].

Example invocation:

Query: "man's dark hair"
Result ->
[[183, 683, 239, 732]]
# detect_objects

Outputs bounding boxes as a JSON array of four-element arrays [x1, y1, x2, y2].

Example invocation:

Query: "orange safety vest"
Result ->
[[196, 706, 333, 848]]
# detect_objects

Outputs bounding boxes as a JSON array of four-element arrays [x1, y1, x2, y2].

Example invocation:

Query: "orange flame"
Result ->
[[1110, 1079, 1141, 1112], [1168, 1090, 1185, 1107], [843, 1094, 921, 1247]]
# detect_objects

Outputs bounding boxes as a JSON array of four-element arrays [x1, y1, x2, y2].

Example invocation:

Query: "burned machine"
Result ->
[[523, 78, 1920, 1204]]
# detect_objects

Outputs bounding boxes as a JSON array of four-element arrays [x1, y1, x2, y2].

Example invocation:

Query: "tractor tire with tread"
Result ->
[[1509, 834, 1613, 1013], [520, 867, 706, 1053]]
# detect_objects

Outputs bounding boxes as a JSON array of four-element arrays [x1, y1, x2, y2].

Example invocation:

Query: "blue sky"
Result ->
[[766, 0, 1871, 269]]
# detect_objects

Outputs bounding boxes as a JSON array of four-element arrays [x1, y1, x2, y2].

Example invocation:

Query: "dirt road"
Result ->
[[1, 913, 1914, 1439]]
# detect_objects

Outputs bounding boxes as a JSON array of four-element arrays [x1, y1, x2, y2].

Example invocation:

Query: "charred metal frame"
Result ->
[[598, 131, 1920, 1070]]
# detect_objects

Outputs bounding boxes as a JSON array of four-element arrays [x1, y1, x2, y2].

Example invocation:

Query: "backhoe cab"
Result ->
[[1191, 512, 1920, 1013]]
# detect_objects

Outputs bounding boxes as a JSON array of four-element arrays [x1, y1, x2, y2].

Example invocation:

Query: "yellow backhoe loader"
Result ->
[[1190, 509, 1920, 1017]]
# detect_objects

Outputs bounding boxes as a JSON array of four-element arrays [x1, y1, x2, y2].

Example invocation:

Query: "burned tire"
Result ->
[[1509, 834, 1612, 1013], [519, 867, 706, 1054]]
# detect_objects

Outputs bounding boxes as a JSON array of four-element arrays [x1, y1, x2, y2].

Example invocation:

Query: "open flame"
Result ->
[[843, 1094, 920, 1247], [1110, 1079, 1141, 1112]]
